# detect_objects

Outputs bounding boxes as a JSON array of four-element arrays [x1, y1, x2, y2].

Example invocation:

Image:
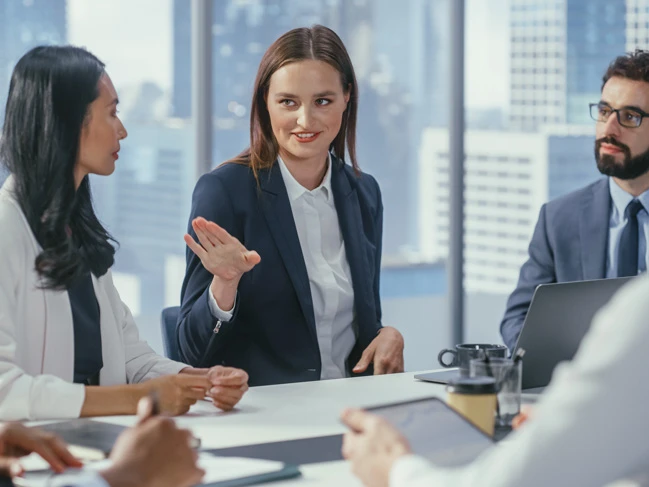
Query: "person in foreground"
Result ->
[[341, 274, 649, 486], [178, 25, 404, 386], [501, 49, 649, 351], [0, 397, 204, 487], [0, 45, 248, 421]]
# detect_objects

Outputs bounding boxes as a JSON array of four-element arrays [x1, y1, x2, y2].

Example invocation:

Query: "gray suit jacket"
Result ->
[[500, 177, 610, 351]]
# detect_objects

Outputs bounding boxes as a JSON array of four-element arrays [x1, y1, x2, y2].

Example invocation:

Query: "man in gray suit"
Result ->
[[501, 49, 649, 352]]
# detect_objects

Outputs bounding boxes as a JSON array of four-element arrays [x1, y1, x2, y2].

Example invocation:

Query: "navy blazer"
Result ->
[[177, 156, 383, 386], [500, 178, 610, 351]]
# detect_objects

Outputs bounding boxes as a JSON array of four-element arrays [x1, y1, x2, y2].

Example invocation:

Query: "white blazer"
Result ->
[[0, 177, 186, 420]]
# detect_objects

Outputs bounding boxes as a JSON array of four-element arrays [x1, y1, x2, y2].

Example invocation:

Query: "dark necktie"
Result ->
[[617, 199, 644, 278]]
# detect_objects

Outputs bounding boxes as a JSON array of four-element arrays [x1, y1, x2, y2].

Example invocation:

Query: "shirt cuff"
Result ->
[[207, 288, 235, 321], [48, 470, 110, 487], [390, 455, 436, 487]]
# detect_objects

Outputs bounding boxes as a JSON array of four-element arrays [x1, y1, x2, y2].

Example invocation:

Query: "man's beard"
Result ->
[[595, 136, 649, 180]]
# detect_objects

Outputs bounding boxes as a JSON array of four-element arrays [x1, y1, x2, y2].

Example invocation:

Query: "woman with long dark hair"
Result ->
[[0, 45, 248, 420], [178, 25, 405, 386]]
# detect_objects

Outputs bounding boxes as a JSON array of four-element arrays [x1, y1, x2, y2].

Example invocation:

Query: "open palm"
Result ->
[[184, 217, 261, 281]]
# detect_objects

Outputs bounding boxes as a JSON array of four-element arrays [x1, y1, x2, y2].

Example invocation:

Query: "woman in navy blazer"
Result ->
[[178, 25, 404, 386]]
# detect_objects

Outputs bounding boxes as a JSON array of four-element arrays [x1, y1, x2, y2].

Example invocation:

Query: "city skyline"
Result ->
[[67, 0, 510, 112], [2, 0, 642, 366]]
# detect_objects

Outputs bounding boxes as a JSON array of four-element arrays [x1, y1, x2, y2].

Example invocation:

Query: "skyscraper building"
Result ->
[[419, 126, 600, 293], [627, 0, 649, 49], [0, 0, 67, 126], [92, 121, 195, 316], [170, 0, 449, 256], [509, 0, 626, 131]]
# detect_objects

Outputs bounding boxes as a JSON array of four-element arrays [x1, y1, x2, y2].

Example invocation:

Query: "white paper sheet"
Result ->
[[22, 452, 288, 484]]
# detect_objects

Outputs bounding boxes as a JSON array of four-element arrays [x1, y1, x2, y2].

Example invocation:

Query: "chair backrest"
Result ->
[[160, 306, 181, 361]]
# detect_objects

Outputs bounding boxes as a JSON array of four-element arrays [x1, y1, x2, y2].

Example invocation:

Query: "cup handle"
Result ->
[[438, 349, 458, 368]]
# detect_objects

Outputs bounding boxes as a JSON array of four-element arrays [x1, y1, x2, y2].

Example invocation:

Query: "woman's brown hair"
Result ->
[[228, 25, 359, 179]]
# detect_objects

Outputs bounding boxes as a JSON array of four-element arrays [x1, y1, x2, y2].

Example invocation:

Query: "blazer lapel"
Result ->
[[258, 163, 318, 347], [7, 186, 76, 381], [41, 288, 75, 380], [330, 160, 374, 344], [580, 178, 610, 280]]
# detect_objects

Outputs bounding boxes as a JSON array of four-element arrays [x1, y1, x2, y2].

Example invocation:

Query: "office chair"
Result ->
[[160, 306, 181, 361]]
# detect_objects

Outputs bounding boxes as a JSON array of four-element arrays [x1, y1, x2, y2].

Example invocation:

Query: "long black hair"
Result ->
[[0, 46, 116, 290]]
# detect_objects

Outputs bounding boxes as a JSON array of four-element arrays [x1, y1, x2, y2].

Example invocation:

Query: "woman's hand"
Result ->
[[141, 374, 211, 416], [184, 217, 260, 310], [353, 327, 405, 375], [206, 366, 249, 411]]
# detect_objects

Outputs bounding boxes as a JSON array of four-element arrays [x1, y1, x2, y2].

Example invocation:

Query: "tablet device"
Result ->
[[367, 397, 494, 467]]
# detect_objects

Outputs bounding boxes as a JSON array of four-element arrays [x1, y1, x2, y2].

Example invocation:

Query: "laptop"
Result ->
[[416, 277, 633, 391], [514, 276, 633, 389]]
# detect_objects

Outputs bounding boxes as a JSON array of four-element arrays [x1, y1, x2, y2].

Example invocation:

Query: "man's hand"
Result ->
[[0, 423, 81, 477], [512, 405, 534, 430], [341, 408, 411, 487], [353, 327, 404, 375]]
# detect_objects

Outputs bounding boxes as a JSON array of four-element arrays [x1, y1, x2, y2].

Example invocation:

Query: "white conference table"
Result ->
[[94, 371, 448, 486], [26, 371, 642, 487]]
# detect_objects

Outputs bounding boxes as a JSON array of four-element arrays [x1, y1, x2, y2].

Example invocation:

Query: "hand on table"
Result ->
[[353, 327, 405, 375], [143, 374, 211, 416], [0, 423, 81, 477], [206, 366, 249, 411]]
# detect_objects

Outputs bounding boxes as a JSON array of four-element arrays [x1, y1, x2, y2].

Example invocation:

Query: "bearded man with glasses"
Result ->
[[500, 49, 649, 352]]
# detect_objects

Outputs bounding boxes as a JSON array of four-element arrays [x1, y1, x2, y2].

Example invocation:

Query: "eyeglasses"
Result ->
[[589, 102, 649, 128]]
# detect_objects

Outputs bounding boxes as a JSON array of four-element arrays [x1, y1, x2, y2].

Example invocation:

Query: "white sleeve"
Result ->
[[391, 455, 465, 486], [207, 288, 235, 321], [48, 470, 111, 487], [390, 275, 649, 487], [0, 207, 85, 421], [101, 270, 186, 383]]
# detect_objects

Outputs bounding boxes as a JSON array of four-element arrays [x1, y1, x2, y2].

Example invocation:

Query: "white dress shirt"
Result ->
[[208, 155, 356, 380], [391, 274, 649, 487]]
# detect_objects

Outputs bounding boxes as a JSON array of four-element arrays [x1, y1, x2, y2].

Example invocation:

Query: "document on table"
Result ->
[[198, 453, 292, 484], [22, 452, 299, 486]]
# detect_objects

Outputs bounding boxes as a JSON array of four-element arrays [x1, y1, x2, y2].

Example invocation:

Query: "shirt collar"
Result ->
[[277, 153, 332, 203], [608, 177, 649, 217]]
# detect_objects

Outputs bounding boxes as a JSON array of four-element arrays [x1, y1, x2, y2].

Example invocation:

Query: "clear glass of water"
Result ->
[[470, 358, 522, 427]]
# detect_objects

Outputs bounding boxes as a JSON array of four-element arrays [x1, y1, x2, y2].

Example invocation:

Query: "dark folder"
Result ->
[[32, 420, 302, 486], [208, 434, 344, 465], [36, 419, 125, 456], [201, 464, 301, 487]]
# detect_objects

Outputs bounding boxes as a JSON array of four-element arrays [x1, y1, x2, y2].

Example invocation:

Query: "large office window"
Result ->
[[2, 0, 634, 369], [0, 0, 197, 351], [461, 0, 630, 346], [171, 0, 453, 370], [69, 0, 197, 351]]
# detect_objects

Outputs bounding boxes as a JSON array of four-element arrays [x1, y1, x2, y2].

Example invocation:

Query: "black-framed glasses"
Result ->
[[589, 102, 649, 128]]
